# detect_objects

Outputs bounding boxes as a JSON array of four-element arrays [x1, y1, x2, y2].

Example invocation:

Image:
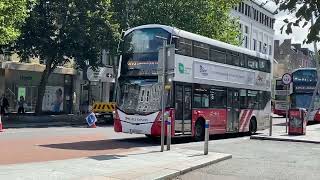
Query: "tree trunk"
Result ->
[[35, 65, 52, 114]]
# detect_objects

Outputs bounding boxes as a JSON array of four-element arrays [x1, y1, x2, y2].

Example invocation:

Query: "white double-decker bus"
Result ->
[[114, 24, 272, 140]]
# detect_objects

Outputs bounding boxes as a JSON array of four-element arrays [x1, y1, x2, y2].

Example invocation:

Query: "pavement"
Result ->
[[0, 127, 232, 180], [251, 119, 320, 144], [0, 147, 231, 180], [174, 136, 320, 180], [1, 114, 108, 128]]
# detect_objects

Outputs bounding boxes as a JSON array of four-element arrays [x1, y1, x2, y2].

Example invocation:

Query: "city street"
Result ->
[[0, 125, 149, 165], [0, 118, 319, 180]]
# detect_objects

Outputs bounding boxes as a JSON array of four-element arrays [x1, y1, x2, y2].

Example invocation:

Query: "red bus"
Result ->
[[114, 24, 272, 140]]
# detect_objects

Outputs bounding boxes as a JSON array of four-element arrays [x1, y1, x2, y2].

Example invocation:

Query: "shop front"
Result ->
[[2, 62, 76, 114]]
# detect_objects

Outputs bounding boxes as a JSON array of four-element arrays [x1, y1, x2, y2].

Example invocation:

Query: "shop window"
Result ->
[[253, 39, 257, 51]]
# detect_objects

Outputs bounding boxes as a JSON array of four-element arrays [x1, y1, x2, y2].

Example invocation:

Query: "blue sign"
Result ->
[[86, 112, 97, 126]]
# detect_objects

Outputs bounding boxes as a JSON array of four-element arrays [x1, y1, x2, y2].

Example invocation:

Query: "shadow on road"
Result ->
[[40, 137, 157, 151], [40, 132, 250, 151]]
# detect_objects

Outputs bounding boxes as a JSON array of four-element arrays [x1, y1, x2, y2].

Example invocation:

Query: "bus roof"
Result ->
[[125, 24, 271, 61]]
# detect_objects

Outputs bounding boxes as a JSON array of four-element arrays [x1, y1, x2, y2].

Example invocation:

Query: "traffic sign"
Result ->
[[86, 112, 97, 126], [87, 67, 114, 83], [282, 73, 292, 85]]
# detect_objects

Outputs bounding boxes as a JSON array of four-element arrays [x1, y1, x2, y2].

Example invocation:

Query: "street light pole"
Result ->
[[156, 36, 167, 152]]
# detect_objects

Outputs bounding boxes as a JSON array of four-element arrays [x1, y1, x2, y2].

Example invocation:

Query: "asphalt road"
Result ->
[[175, 137, 320, 180], [2, 119, 320, 180]]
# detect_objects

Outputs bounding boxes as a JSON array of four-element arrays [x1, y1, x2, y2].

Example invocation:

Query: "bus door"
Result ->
[[174, 84, 192, 134], [227, 89, 240, 132]]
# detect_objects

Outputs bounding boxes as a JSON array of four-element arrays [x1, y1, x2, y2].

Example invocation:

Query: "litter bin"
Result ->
[[288, 108, 307, 135]]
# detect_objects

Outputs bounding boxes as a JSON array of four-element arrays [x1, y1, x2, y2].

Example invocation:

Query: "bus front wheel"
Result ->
[[194, 120, 205, 141]]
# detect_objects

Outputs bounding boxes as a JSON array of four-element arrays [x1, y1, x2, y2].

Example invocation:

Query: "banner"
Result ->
[[42, 86, 64, 112]]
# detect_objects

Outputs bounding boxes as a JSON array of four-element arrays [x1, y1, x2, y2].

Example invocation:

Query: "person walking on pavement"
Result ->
[[18, 96, 25, 114], [0, 94, 9, 116]]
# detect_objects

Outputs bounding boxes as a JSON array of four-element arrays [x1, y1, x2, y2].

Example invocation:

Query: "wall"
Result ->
[[230, 0, 275, 58]]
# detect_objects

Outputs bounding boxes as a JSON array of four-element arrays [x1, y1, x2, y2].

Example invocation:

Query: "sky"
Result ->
[[257, 0, 318, 52]]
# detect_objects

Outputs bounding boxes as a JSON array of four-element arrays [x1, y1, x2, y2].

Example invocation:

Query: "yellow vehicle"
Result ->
[[92, 102, 116, 121]]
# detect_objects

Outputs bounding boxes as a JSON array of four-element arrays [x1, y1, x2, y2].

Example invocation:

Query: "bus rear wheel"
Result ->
[[249, 118, 257, 135], [194, 120, 205, 141]]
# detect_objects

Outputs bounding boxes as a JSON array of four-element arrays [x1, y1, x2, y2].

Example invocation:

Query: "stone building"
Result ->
[[273, 39, 316, 78]]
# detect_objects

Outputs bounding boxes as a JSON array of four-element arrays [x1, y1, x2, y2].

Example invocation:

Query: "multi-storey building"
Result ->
[[273, 39, 316, 78], [230, 0, 276, 58]]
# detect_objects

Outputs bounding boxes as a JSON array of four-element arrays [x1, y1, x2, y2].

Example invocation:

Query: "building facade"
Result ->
[[0, 52, 115, 114], [230, 0, 276, 58], [273, 39, 316, 78]]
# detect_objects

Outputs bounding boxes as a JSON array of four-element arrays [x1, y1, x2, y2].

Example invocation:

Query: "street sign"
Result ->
[[282, 73, 292, 85], [87, 67, 115, 83], [86, 112, 97, 126]]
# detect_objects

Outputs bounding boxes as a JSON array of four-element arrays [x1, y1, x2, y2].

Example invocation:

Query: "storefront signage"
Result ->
[[87, 67, 114, 83], [20, 75, 32, 81]]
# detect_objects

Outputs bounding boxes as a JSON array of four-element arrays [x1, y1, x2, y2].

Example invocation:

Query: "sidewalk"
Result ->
[[251, 121, 320, 144], [0, 148, 231, 180], [2, 114, 89, 128]]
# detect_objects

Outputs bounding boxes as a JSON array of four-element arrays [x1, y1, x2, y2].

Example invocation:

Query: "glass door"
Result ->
[[227, 89, 240, 132], [174, 84, 192, 134]]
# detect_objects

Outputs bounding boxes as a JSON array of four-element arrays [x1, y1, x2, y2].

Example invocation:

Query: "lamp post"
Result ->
[[156, 36, 168, 152]]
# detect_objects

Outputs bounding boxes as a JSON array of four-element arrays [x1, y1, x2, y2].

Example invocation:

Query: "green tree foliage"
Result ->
[[274, 0, 320, 43], [16, 0, 120, 113], [0, 0, 31, 45], [111, 0, 241, 45]]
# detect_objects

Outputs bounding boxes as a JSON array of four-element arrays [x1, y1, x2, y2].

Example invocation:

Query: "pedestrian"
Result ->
[[18, 96, 25, 114], [0, 94, 9, 116]]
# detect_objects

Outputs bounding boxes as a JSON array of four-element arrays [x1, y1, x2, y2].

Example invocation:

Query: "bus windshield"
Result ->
[[291, 94, 320, 109], [117, 79, 162, 114], [121, 28, 170, 77]]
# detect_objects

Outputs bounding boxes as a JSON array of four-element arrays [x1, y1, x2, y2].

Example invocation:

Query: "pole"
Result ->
[[204, 120, 209, 155], [167, 116, 171, 151], [160, 40, 167, 152], [285, 84, 289, 133], [306, 15, 320, 122], [269, 114, 273, 136]]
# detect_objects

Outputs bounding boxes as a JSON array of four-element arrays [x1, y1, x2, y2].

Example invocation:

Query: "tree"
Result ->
[[0, 0, 31, 45], [111, 0, 241, 45], [16, 0, 120, 113], [274, 0, 320, 44]]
